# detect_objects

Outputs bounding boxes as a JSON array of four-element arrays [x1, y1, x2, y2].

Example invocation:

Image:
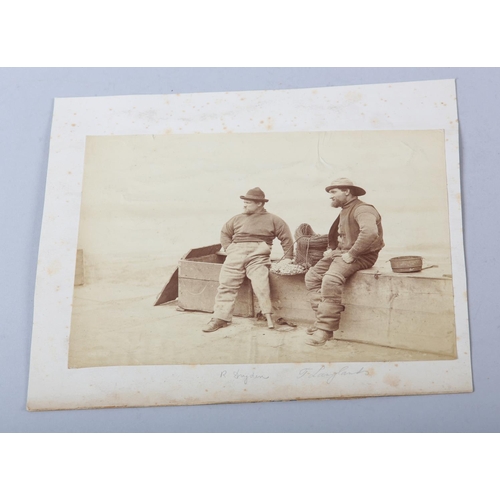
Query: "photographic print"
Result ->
[[69, 130, 456, 368], [27, 79, 471, 410]]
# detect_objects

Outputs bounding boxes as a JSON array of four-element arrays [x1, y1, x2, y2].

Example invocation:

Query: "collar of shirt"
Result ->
[[341, 198, 359, 210]]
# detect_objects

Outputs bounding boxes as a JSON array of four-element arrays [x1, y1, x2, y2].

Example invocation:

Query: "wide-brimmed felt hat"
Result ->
[[240, 187, 269, 202], [325, 178, 366, 196]]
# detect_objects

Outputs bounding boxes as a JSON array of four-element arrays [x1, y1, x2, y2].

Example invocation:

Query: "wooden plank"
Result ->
[[178, 260, 223, 282], [154, 267, 179, 306], [234, 280, 254, 318], [389, 293, 455, 315], [269, 274, 306, 299], [269, 274, 308, 320], [388, 309, 456, 357], [272, 304, 315, 322], [337, 306, 456, 357], [343, 274, 453, 309], [182, 244, 222, 260], [178, 279, 218, 312], [186, 254, 225, 264], [178, 277, 254, 317], [337, 306, 390, 344]]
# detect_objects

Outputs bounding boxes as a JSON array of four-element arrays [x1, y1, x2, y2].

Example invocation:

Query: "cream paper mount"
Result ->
[[27, 79, 471, 410]]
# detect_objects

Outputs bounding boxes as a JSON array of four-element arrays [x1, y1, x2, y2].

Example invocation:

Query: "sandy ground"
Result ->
[[68, 282, 452, 368]]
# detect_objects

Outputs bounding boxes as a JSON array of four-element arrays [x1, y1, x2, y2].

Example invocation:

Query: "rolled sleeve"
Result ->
[[274, 217, 294, 259]]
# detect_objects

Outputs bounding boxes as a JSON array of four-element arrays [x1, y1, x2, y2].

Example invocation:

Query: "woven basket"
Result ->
[[294, 223, 328, 269]]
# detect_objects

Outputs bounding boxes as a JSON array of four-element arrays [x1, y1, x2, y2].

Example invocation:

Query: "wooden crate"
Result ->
[[178, 244, 254, 317]]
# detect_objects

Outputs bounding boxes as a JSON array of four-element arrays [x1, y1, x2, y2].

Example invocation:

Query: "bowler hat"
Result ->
[[325, 178, 366, 196], [240, 187, 269, 202]]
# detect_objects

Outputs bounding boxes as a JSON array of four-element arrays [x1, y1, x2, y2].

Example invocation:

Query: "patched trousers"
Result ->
[[213, 241, 272, 322], [305, 250, 379, 332]]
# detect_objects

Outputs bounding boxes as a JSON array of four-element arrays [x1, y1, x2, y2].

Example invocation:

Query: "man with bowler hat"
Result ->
[[304, 178, 384, 346], [203, 188, 294, 332]]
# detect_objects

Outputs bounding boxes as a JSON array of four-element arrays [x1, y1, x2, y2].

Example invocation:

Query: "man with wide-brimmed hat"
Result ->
[[203, 187, 294, 332], [304, 178, 384, 346]]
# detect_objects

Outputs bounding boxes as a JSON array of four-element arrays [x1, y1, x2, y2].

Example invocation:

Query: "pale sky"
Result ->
[[79, 130, 451, 279]]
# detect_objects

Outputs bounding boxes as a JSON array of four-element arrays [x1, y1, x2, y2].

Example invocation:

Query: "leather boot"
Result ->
[[202, 318, 229, 332], [305, 330, 334, 346], [306, 325, 318, 335]]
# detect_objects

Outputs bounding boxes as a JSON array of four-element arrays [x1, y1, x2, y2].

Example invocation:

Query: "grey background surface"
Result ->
[[0, 68, 497, 432]]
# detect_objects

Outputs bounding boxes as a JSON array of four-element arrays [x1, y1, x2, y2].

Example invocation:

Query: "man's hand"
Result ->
[[342, 253, 355, 264], [323, 249, 335, 259]]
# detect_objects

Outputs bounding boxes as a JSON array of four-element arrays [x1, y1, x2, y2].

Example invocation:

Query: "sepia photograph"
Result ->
[[69, 130, 456, 368]]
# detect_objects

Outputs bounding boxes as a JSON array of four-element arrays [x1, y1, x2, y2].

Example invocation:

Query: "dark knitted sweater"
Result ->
[[220, 208, 294, 257]]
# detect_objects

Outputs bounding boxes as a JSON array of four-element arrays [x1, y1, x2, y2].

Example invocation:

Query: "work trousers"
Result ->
[[213, 241, 272, 322], [305, 250, 379, 332]]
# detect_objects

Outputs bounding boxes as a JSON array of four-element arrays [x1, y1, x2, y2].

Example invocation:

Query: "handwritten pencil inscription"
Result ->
[[297, 366, 368, 384], [220, 369, 270, 385]]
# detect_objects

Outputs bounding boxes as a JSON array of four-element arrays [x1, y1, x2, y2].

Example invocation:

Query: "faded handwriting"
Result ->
[[220, 369, 270, 385], [297, 365, 368, 384]]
